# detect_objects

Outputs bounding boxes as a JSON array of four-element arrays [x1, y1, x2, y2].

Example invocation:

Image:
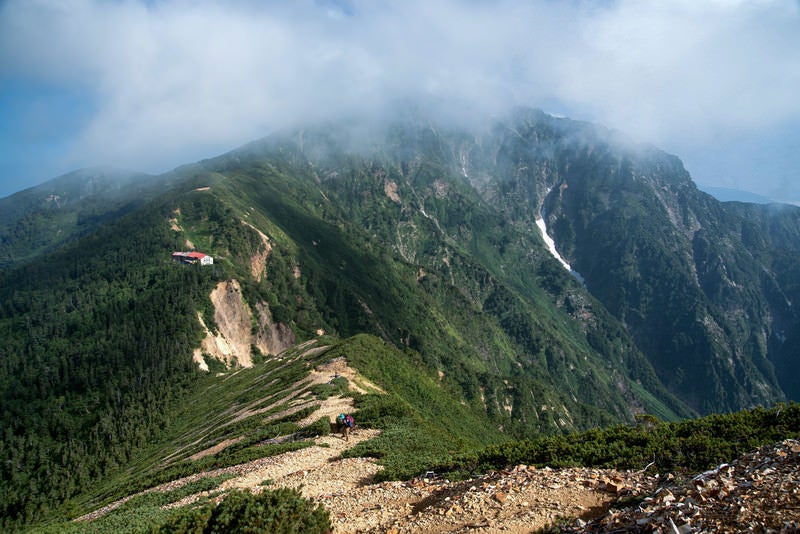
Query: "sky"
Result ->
[[1, 0, 799, 201]]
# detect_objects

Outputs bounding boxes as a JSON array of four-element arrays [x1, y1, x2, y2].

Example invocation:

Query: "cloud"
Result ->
[[1, 0, 799, 195], [557, 1, 800, 141]]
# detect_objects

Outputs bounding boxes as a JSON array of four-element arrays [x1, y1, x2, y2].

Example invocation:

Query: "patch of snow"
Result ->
[[535, 217, 585, 284]]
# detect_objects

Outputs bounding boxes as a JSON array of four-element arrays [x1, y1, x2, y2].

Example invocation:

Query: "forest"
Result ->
[[0, 202, 216, 528]]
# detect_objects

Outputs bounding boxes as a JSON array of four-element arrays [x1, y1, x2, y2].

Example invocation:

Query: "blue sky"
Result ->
[[1, 0, 799, 201]]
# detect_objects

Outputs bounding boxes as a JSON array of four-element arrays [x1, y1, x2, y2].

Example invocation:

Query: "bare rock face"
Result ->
[[197, 280, 295, 369], [253, 301, 295, 356], [242, 221, 272, 282], [209, 280, 253, 367]]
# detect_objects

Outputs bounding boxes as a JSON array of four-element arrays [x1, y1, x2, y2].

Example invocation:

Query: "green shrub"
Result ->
[[305, 416, 332, 437], [203, 354, 228, 374], [430, 402, 800, 476], [33, 476, 233, 534], [352, 393, 414, 427], [153, 488, 330, 534], [284, 406, 318, 423], [309, 376, 350, 400]]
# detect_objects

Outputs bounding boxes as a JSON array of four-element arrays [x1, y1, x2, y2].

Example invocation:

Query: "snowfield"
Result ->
[[535, 217, 585, 284]]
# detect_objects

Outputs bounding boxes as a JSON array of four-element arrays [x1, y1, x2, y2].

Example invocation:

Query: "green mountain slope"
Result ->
[[0, 199, 215, 528], [0, 168, 160, 268], [2, 108, 799, 529], [168, 115, 699, 433], [502, 113, 800, 413]]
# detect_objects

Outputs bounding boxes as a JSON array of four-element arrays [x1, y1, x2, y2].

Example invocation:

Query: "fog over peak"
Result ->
[[1, 0, 799, 200]]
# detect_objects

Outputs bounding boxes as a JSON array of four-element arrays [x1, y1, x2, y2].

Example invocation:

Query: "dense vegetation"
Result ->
[[331, 334, 505, 480], [36, 483, 329, 534], [202, 129, 691, 435], [27, 332, 501, 533], [497, 111, 800, 412], [433, 402, 800, 479], [0, 200, 219, 528], [347, 400, 800, 482], [153, 488, 330, 534], [0, 168, 159, 268], [59, 337, 349, 523]]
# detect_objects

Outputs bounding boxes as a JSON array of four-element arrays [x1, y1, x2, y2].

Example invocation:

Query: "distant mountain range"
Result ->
[[2, 107, 799, 528], [697, 185, 776, 204]]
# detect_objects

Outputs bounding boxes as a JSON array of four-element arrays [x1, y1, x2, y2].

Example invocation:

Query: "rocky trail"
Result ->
[[79, 392, 652, 532], [136, 428, 800, 533], [79, 421, 800, 533], [136, 424, 654, 533], [569, 438, 800, 533], [77, 355, 800, 532]]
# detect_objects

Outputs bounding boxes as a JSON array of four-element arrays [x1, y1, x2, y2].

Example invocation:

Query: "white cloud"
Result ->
[[1, 0, 799, 194], [558, 0, 800, 141]]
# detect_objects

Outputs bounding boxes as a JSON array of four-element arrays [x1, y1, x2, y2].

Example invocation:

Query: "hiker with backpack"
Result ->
[[336, 413, 355, 441]]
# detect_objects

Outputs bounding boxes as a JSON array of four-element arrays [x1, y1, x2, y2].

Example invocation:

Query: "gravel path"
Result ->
[[80, 433, 800, 533], [73, 351, 664, 533], [317, 463, 652, 533], [163, 428, 383, 511], [78, 425, 651, 532], [157, 425, 649, 533]]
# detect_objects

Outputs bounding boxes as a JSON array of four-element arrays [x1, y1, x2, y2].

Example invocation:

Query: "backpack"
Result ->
[[344, 414, 354, 428]]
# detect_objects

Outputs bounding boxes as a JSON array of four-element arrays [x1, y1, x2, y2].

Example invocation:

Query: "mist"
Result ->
[[1, 0, 799, 199]]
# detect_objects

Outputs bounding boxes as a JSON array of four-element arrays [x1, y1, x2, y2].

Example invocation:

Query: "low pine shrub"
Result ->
[[309, 376, 350, 400], [431, 403, 800, 476], [153, 488, 330, 533], [306, 416, 332, 437]]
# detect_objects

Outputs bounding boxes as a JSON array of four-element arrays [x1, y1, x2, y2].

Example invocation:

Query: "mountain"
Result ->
[[0, 167, 159, 268], [696, 185, 775, 204], [515, 113, 800, 412], [1, 108, 799, 529]]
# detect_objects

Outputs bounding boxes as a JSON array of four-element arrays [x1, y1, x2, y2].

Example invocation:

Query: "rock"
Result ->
[[494, 491, 507, 504], [566, 439, 800, 533]]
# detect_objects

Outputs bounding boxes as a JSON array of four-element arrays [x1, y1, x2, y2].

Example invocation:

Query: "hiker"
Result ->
[[336, 413, 355, 441]]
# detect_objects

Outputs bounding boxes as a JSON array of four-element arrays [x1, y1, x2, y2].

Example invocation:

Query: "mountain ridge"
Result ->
[[697, 185, 776, 204], [2, 107, 799, 529]]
